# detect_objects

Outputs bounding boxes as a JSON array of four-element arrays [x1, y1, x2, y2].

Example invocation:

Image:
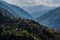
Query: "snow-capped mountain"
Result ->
[[23, 5, 56, 18], [0, 1, 33, 19], [37, 7, 60, 31]]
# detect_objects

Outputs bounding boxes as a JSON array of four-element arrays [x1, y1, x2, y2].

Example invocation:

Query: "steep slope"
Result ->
[[23, 5, 56, 18], [37, 7, 60, 31], [0, 9, 60, 40], [0, 1, 33, 19]]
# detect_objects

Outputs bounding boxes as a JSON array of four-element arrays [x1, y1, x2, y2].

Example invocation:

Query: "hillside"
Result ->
[[37, 7, 60, 31], [0, 1, 32, 19], [0, 8, 60, 40]]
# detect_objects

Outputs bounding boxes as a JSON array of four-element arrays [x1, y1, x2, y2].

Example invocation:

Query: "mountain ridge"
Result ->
[[0, 8, 60, 40], [23, 5, 56, 18], [37, 7, 60, 31], [0, 1, 33, 19]]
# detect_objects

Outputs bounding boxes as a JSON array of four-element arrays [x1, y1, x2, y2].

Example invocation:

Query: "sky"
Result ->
[[2, 0, 60, 7], [0, 0, 2, 1]]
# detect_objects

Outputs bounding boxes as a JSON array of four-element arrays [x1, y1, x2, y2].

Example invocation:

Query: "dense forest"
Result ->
[[0, 10, 60, 40]]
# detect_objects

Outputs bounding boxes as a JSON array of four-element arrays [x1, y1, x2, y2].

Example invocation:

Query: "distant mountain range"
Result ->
[[36, 7, 60, 31], [23, 5, 60, 31], [0, 1, 60, 32], [23, 5, 56, 18], [0, 1, 33, 19], [0, 7, 60, 40]]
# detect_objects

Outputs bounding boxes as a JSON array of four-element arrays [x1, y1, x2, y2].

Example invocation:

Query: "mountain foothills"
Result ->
[[23, 5, 56, 18], [0, 1, 60, 40], [37, 7, 60, 31], [23, 5, 60, 32], [0, 1, 33, 19], [0, 6, 60, 40]]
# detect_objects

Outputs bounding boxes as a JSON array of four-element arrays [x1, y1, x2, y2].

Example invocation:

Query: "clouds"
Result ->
[[51, 0, 60, 3], [43, 0, 60, 6], [3, 0, 35, 6], [3, 0, 60, 7], [44, 0, 60, 4]]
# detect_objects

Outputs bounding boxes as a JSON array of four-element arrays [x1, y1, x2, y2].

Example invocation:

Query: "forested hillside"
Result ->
[[0, 10, 60, 40]]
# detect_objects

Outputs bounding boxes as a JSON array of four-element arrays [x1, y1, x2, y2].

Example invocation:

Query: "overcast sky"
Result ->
[[2, 0, 60, 7]]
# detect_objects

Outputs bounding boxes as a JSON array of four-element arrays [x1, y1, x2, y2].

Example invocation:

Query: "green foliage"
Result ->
[[0, 10, 60, 40]]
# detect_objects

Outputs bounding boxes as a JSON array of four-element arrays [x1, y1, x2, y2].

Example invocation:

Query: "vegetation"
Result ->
[[0, 9, 60, 40]]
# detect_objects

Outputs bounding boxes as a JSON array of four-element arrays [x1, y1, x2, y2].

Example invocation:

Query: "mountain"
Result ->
[[0, 9, 60, 40], [0, 1, 33, 19], [37, 7, 60, 31], [23, 5, 56, 18]]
